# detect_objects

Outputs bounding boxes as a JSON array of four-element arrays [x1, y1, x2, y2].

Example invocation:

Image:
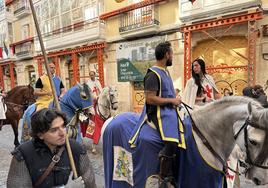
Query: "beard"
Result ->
[[166, 58, 172, 66]]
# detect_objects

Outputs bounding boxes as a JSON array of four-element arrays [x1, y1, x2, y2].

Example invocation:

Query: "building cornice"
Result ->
[[100, 0, 167, 20]]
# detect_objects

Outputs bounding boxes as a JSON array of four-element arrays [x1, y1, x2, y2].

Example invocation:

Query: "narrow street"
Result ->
[[0, 125, 265, 188]]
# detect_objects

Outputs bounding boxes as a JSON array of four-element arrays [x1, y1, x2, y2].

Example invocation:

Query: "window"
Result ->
[[0, 0, 4, 12], [21, 24, 29, 40]]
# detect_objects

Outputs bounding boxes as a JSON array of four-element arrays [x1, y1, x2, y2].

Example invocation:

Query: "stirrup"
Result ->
[[159, 176, 177, 188]]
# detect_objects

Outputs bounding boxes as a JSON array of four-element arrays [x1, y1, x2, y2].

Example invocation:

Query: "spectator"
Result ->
[[7, 108, 96, 188], [182, 58, 221, 109]]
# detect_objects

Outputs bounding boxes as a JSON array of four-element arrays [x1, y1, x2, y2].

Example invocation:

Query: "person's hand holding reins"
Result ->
[[170, 96, 181, 106]]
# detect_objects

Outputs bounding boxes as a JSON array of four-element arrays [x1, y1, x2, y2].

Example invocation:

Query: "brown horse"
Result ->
[[0, 85, 35, 146]]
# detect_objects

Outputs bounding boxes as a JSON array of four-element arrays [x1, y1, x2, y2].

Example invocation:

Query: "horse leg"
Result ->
[[11, 120, 20, 147]]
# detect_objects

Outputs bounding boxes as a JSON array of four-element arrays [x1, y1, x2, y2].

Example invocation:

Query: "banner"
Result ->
[[116, 36, 165, 82]]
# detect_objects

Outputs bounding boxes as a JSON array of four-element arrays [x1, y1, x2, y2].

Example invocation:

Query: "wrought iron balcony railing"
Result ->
[[15, 41, 33, 58], [14, 1, 30, 18], [119, 5, 159, 33]]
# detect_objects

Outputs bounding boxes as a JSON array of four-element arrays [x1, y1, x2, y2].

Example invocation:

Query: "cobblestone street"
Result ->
[[0, 125, 266, 188]]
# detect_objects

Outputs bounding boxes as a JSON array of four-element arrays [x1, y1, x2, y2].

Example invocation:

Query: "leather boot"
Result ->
[[159, 153, 178, 188]]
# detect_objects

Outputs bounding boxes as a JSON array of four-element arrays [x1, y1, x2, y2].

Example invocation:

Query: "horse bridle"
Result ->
[[97, 87, 118, 120], [183, 102, 268, 175], [234, 118, 268, 172]]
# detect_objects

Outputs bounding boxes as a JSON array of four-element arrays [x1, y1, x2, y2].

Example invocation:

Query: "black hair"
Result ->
[[191, 58, 207, 96], [155, 41, 171, 61], [30, 108, 68, 138]]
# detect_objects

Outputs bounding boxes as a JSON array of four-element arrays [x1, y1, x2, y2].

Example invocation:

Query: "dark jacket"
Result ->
[[12, 138, 85, 188]]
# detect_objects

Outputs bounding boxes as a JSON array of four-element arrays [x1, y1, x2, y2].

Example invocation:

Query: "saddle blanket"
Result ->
[[103, 112, 226, 188]]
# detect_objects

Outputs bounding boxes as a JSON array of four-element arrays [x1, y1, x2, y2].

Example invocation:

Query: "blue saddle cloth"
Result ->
[[103, 113, 226, 188]]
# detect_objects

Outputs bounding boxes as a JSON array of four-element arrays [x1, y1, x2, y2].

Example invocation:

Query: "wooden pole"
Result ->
[[28, 0, 78, 178]]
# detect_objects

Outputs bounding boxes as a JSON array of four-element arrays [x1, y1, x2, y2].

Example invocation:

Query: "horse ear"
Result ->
[[77, 82, 83, 90]]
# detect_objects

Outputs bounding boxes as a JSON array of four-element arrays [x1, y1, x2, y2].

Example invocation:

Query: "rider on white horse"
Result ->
[[129, 42, 183, 183]]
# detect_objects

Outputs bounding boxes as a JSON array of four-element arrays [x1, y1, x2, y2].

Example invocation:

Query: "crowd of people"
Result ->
[[0, 41, 267, 187]]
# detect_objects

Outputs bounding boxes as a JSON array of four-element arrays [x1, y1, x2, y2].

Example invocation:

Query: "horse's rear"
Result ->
[[103, 112, 165, 188], [3, 85, 35, 147]]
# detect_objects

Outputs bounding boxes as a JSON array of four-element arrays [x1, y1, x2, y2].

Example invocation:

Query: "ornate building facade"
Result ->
[[1, 0, 268, 112]]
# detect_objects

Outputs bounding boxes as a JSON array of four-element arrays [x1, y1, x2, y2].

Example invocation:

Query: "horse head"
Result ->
[[191, 96, 268, 185], [5, 85, 35, 108], [237, 102, 268, 185], [65, 82, 94, 118], [96, 86, 118, 120], [22, 84, 36, 105]]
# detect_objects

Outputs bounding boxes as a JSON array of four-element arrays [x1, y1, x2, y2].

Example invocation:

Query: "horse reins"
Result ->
[[182, 102, 229, 174], [183, 102, 268, 176], [234, 118, 268, 172]]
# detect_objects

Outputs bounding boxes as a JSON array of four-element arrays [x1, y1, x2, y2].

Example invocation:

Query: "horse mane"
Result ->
[[6, 85, 29, 97], [195, 96, 263, 112]]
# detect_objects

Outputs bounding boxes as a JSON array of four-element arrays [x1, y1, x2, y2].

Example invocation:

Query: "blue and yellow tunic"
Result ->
[[35, 75, 62, 111], [129, 66, 186, 149]]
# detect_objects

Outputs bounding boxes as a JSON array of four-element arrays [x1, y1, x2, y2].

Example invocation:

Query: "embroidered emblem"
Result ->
[[113, 146, 133, 186], [86, 120, 95, 136]]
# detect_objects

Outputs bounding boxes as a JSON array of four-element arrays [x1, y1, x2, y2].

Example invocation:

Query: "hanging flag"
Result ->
[[3, 41, 8, 56], [0, 48, 3, 59]]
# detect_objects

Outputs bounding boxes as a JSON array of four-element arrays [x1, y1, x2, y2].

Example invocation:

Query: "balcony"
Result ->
[[119, 5, 160, 38], [35, 18, 106, 51], [14, 3, 31, 18], [179, 0, 261, 23], [15, 41, 34, 59]]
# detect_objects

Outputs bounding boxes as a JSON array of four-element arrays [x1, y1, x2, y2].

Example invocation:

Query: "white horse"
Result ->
[[101, 96, 268, 187], [87, 86, 118, 149], [96, 86, 118, 120]]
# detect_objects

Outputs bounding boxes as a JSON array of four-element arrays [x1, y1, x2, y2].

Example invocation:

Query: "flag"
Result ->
[[3, 41, 8, 56], [0, 48, 3, 59]]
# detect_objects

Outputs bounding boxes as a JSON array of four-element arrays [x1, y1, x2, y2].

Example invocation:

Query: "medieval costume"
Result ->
[[129, 66, 185, 183], [182, 74, 219, 109], [35, 74, 64, 111]]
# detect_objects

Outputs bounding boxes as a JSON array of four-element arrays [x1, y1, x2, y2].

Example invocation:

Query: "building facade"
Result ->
[[179, 0, 268, 96], [0, 0, 16, 90], [1, 0, 268, 113], [101, 0, 183, 112]]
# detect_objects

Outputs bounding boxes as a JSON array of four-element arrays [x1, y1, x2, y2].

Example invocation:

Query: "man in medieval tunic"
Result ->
[[34, 62, 65, 111], [129, 42, 185, 183], [86, 71, 103, 153]]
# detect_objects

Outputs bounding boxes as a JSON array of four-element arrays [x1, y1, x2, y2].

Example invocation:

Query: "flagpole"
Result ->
[[28, 0, 78, 178]]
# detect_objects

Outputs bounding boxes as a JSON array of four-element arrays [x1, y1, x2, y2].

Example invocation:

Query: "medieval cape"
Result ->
[[182, 74, 219, 109]]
